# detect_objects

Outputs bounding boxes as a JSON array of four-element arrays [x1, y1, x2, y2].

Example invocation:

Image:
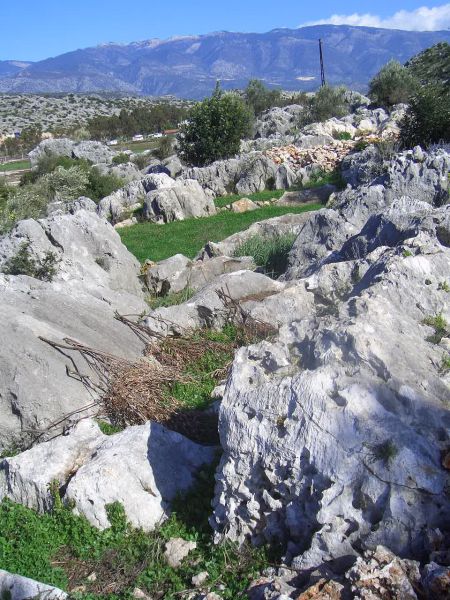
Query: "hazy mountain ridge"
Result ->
[[1, 25, 450, 98]]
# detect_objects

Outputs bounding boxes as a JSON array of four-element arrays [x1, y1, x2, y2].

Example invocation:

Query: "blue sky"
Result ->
[[1, 2, 450, 61]]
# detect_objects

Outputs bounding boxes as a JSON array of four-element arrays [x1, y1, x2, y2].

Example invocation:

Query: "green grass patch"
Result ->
[[234, 233, 297, 278], [0, 159, 31, 172], [214, 189, 284, 208], [146, 287, 195, 309], [120, 204, 321, 264], [423, 313, 448, 344], [300, 168, 346, 190], [0, 459, 270, 599], [117, 139, 160, 153]]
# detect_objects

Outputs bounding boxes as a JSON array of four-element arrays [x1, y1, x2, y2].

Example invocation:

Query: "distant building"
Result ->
[[107, 139, 118, 146], [132, 134, 144, 142], [163, 129, 179, 136]]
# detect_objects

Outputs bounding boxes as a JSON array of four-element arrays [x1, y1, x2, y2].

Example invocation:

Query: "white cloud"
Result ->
[[301, 4, 450, 31]]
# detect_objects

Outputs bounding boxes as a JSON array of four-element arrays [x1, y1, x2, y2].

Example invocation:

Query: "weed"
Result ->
[[440, 355, 450, 373], [333, 130, 352, 141], [301, 168, 346, 191], [233, 233, 296, 278], [368, 440, 399, 466], [146, 287, 195, 309], [423, 313, 448, 344], [402, 249, 413, 257], [112, 153, 130, 165], [1, 242, 59, 282], [96, 420, 123, 436], [438, 281, 450, 293], [354, 140, 370, 152]]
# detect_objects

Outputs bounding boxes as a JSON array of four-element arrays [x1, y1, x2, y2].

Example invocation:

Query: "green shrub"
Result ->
[[154, 136, 173, 160], [112, 153, 130, 165], [178, 84, 253, 167], [244, 79, 282, 116], [406, 42, 450, 88], [298, 85, 349, 127], [400, 86, 450, 148], [369, 60, 418, 109], [132, 153, 151, 170], [333, 131, 352, 141], [85, 168, 123, 202], [423, 313, 448, 344], [234, 233, 296, 278], [147, 286, 194, 309], [1, 242, 59, 281]]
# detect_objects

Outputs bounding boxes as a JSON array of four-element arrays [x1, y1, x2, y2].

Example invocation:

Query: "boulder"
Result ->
[[253, 105, 304, 139], [72, 141, 114, 164], [0, 570, 67, 600], [146, 155, 183, 179], [231, 198, 259, 213], [144, 254, 256, 295], [28, 138, 113, 167], [235, 155, 278, 195], [276, 185, 336, 207], [197, 213, 312, 259], [164, 538, 197, 568], [97, 173, 176, 221], [143, 179, 216, 223], [145, 270, 284, 336], [211, 198, 450, 571], [0, 209, 146, 449], [0, 419, 216, 531]]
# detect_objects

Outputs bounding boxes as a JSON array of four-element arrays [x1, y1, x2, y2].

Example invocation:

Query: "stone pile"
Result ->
[[265, 141, 355, 174]]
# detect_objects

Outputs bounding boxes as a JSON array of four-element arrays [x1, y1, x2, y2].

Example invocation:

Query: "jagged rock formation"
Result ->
[[0, 569, 67, 600], [0, 204, 146, 450], [28, 138, 114, 166], [0, 419, 215, 530], [210, 148, 450, 571]]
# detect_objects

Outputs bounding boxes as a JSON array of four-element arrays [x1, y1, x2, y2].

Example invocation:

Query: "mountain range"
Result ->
[[1, 25, 450, 98]]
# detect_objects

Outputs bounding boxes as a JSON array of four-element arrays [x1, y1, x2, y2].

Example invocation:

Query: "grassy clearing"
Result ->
[[146, 287, 195, 310], [234, 233, 297, 278], [0, 159, 31, 172], [120, 204, 321, 263], [0, 463, 270, 599]]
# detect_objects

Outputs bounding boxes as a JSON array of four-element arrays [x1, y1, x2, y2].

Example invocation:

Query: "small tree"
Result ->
[[400, 85, 450, 148], [245, 79, 282, 116], [369, 60, 418, 109], [299, 85, 349, 127], [177, 86, 253, 167]]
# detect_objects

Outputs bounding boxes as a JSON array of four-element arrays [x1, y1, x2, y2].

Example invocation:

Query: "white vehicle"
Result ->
[[107, 139, 118, 146], [150, 133, 163, 138]]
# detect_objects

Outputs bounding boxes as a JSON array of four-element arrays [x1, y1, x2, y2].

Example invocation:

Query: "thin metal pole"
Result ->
[[319, 39, 326, 87]]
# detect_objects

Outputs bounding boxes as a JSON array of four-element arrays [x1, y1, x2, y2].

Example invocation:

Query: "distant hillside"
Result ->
[[1, 25, 450, 98]]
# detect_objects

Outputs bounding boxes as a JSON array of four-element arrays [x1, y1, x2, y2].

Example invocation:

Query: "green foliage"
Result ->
[[400, 85, 450, 148], [119, 203, 321, 263], [369, 60, 418, 109], [42, 166, 90, 201], [402, 249, 413, 258], [96, 420, 123, 435], [1, 242, 59, 281], [423, 313, 448, 344], [354, 140, 370, 152], [440, 355, 450, 373], [333, 131, 352, 140], [178, 86, 253, 166], [112, 153, 130, 165], [244, 79, 282, 116], [85, 168, 123, 202], [132, 153, 152, 170], [0, 459, 270, 599], [303, 168, 346, 190], [146, 287, 195, 309], [406, 42, 450, 88], [88, 103, 189, 141], [234, 233, 296, 278], [368, 440, 399, 466], [438, 281, 450, 293], [154, 136, 173, 160], [298, 85, 349, 127]]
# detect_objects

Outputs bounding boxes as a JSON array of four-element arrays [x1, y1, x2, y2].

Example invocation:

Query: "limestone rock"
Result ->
[[0, 569, 67, 600], [231, 198, 259, 213], [143, 179, 216, 223], [0, 419, 215, 531], [276, 185, 336, 207], [164, 538, 197, 568]]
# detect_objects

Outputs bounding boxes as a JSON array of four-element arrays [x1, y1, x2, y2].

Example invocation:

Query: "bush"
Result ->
[[154, 136, 173, 160], [299, 85, 349, 127], [244, 79, 282, 116], [1, 241, 59, 281], [400, 85, 450, 148], [406, 42, 450, 87], [132, 153, 152, 170], [112, 153, 131, 165], [369, 60, 418, 109], [85, 167, 123, 202], [233, 233, 297, 278], [42, 165, 90, 201], [178, 85, 253, 167]]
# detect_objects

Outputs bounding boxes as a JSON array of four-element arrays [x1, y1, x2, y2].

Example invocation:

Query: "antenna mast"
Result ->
[[319, 38, 326, 86]]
